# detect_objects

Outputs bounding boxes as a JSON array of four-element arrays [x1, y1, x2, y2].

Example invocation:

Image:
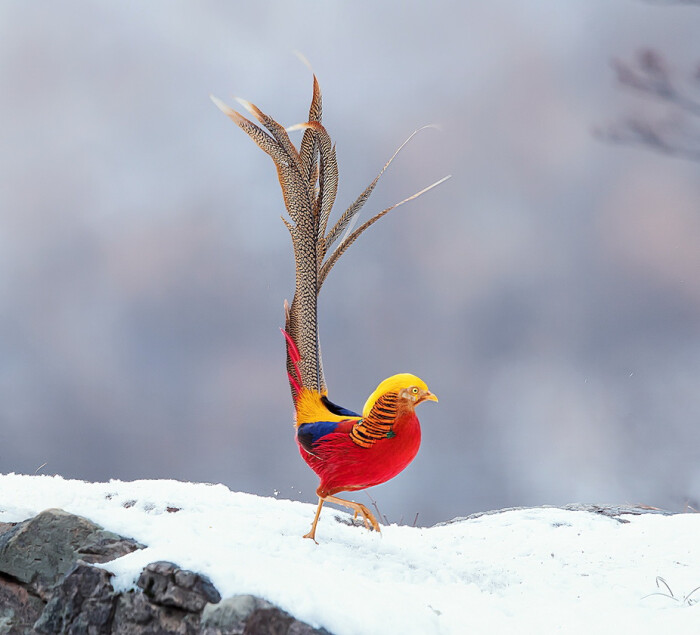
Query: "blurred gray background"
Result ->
[[2, 1, 699, 526]]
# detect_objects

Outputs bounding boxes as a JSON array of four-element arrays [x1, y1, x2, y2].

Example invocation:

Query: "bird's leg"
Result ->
[[303, 498, 325, 543], [323, 495, 381, 532]]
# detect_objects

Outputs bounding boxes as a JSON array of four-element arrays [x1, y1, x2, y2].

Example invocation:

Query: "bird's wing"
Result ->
[[297, 419, 355, 454]]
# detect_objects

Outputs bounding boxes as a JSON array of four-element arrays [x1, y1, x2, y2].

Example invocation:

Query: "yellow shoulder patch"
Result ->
[[294, 388, 360, 426]]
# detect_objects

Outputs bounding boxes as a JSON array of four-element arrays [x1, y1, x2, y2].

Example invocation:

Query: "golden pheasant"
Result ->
[[213, 75, 444, 541]]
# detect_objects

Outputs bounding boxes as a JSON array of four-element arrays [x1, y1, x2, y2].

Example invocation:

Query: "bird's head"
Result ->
[[362, 373, 438, 417]]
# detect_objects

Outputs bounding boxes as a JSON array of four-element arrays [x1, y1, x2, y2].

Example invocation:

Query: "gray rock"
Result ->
[[112, 591, 202, 634], [137, 561, 221, 613], [201, 595, 273, 633], [0, 508, 143, 597], [201, 595, 330, 635], [0, 575, 45, 634], [33, 560, 224, 635], [0, 523, 16, 538], [242, 607, 294, 635], [288, 621, 332, 635], [34, 563, 117, 634]]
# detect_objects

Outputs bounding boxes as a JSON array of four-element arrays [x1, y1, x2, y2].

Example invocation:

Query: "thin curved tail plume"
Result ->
[[212, 78, 449, 403]]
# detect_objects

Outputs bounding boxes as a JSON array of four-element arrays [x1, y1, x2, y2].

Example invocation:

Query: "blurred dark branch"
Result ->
[[599, 49, 700, 162], [601, 118, 700, 161], [612, 50, 700, 115]]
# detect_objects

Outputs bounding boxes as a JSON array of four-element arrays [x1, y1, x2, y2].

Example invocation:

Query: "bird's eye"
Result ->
[[411, 387, 419, 394]]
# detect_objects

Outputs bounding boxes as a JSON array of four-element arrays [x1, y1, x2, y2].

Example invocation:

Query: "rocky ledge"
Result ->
[[0, 508, 326, 634]]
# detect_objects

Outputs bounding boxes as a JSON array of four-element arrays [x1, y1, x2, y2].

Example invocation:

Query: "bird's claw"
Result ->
[[354, 502, 380, 532], [303, 531, 319, 545]]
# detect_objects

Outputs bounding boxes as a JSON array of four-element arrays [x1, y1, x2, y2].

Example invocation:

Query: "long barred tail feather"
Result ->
[[213, 74, 447, 406]]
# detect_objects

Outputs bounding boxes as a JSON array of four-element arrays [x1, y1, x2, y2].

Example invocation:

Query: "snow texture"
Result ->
[[0, 474, 698, 634]]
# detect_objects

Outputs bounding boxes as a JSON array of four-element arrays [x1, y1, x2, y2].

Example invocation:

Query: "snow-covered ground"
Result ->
[[0, 474, 698, 634]]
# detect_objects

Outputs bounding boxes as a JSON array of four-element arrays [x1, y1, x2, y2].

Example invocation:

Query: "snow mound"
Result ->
[[0, 474, 698, 634]]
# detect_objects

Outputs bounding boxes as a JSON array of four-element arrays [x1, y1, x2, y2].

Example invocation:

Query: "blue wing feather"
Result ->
[[320, 395, 360, 418], [297, 420, 342, 453]]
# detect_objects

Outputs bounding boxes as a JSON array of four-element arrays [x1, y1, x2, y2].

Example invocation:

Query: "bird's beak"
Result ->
[[423, 391, 438, 403]]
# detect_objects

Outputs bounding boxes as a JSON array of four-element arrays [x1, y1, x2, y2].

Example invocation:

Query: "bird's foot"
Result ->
[[354, 502, 381, 532], [302, 529, 319, 544], [324, 495, 381, 533]]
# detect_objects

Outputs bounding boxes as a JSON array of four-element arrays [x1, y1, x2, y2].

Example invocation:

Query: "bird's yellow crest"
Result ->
[[362, 373, 431, 417]]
